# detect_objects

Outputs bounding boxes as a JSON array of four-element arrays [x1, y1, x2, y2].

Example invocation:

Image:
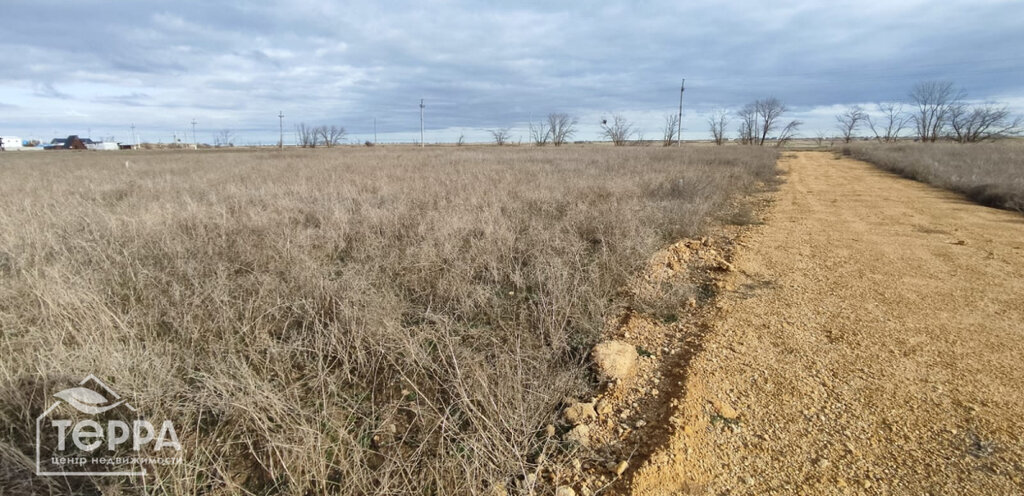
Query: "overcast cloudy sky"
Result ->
[[2, 0, 1022, 144]]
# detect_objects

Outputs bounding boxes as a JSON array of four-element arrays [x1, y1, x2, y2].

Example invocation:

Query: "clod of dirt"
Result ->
[[487, 482, 508, 496], [564, 424, 592, 447], [591, 340, 639, 382], [614, 460, 629, 476], [711, 399, 739, 419], [555, 486, 576, 496], [564, 401, 598, 425], [544, 424, 556, 438]]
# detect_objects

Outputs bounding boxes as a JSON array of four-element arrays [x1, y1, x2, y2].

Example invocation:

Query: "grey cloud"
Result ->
[[1, 0, 1022, 142], [33, 82, 70, 99]]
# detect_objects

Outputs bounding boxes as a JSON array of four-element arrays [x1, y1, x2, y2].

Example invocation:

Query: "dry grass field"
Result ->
[[841, 142, 1024, 212], [0, 146, 777, 494]]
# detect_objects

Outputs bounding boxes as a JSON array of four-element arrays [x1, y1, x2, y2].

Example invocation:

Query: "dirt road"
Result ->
[[631, 152, 1024, 494]]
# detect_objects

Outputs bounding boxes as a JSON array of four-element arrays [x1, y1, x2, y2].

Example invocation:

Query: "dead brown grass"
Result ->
[[842, 142, 1024, 212], [0, 146, 777, 494]]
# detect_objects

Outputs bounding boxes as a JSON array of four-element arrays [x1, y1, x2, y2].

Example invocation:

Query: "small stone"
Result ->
[[544, 424, 556, 438], [860, 480, 872, 489], [836, 478, 847, 488], [614, 461, 629, 476], [564, 401, 597, 425], [555, 487, 576, 496], [571, 458, 582, 472], [635, 420, 647, 428]]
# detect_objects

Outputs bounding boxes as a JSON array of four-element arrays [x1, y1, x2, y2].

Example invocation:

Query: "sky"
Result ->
[[2, 0, 1023, 145]]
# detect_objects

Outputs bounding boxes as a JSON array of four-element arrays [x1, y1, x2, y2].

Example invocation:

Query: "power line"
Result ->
[[419, 98, 425, 148], [278, 111, 284, 149]]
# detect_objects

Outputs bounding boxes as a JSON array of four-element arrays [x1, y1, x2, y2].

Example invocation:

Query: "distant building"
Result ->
[[0, 136, 23, 151], [49, 135, 92, 150], [86, 142, 119, 151]]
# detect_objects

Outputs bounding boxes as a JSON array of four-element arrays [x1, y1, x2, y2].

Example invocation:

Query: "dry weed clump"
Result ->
[[0, 145, 777, 494], [843, 142, 1024, 212]]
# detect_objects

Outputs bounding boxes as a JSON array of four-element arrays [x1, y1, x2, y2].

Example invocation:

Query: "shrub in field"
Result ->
[[0, 146, 777, 494], [843, 142, 1024, 212]]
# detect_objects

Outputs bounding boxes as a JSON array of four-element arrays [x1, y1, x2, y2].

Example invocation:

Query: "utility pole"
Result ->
[[130, 123, 138, 149], [677, 78, 685, 147], [419, 98, 425, 148], [191, 119, 198, 149], [374, 117, 377, 144], [278, 111, 284, 149]]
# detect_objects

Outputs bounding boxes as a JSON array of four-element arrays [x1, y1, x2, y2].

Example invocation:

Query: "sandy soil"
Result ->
[[630, 151, 1024, 494]]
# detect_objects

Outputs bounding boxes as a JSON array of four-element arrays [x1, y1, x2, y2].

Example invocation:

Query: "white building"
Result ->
[[86, 142, 120, 151], [0, 136, 23, 151]]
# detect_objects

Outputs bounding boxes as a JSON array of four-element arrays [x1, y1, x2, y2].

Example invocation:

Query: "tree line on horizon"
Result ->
[[483, 80, 1020, 147], [833, 81, 1022, 144]]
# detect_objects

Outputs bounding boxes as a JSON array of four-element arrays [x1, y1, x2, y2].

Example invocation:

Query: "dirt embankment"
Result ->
[[630, 151, 1024, 494]]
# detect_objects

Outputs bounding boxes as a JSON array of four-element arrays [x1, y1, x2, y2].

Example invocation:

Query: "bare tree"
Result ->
[[456, 133, 465, 146], [213, 129, 235, 147], [737, 103, 759, 145], [835, 105, 867, 143], [600, 114, 634, 146], [708, 109, 729, 146], [755, 97, 787, 145], [814, 131, 827, 147], [547, 113, 577, 146], [317, 125, 346, 147], [736, 99, 798, 146], [949, 103, 1022, 143], [776, 120, 802, 147], [529, 119, 550, 146], [489, 128, 511, 146], [867, 102, 910, 143], [662, 113, 679, 146], [909, 81, 964, 142], [632, 131, 646, 146], [296, 123, 316, 148]]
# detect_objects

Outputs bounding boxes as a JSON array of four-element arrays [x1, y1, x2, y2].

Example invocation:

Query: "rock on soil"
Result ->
[[564, 401, 597, 425], [564, 424, 592, 447], [711, 399, 739, 419], [591, 340, 638, 382], [554, 486, 576, 496]]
